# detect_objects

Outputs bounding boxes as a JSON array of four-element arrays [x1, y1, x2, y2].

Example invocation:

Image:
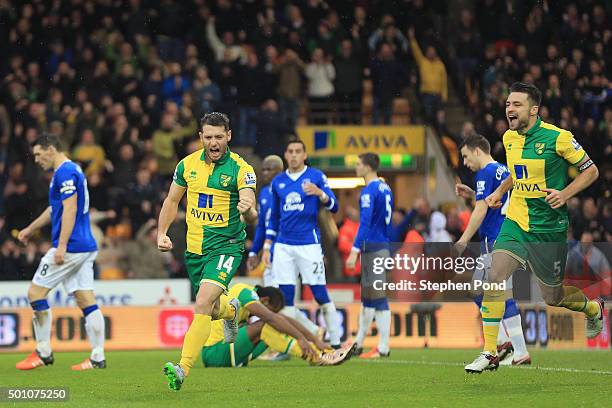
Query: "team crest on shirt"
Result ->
[[361, 194, 371, 208], [220, 174, 233, 187], [189, 170, 197, 179], [534, 142, 546, 155]]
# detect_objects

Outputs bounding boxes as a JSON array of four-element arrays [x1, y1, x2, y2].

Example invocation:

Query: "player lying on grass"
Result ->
[[200, 284, 356, 368]]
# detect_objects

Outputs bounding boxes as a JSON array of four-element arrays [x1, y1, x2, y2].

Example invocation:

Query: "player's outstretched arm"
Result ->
[[238, 188, 258, 224], [17, 206, 51, 244], [283, 314, 329, 351], [246, 302, 316, 359], [544, 155, 598, 209], [485, 176, 513, 209], [157, 182, 186, 251]]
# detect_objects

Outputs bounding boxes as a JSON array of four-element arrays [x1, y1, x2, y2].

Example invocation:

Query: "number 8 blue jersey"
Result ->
[[49, 161, 97, 253], [352, 179, 393, 252]]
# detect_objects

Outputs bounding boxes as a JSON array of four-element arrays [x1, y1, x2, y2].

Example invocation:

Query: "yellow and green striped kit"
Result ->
[[503, 117, 585, 233], [173, 148, 256, 254]]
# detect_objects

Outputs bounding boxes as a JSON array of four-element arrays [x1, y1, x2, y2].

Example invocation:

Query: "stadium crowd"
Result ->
[[0, 0, 610, 281]]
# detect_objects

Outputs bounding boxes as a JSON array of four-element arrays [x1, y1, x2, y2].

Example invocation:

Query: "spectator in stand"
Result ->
[[205, 13, 247, 63], [408, 27, 448, 125], [192, 66, 221, 118], [565, 230, 611, 300], [123, 219, 171, 279], [238, 53, 266, 146], [334, 39, 364, 124], [337, 205, 361, 280], [72, 128, 106, 176], [151, 112, 195, 177], [305, 47, 336, 124], [253, 99, 291, 158], [3, 162, 30, 231], [275, 49, 304, 130], [369, 43, 402, 125], [123, 167, 158, 233], [162, 63, 190, 106]]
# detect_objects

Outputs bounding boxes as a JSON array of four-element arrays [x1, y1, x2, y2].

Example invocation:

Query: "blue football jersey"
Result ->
[[49, 161, 97, 253], [266, 166, 339, 245], [250, 183, 274, 256], [353, 179, 393, 252], [475, 161, 510, 251]]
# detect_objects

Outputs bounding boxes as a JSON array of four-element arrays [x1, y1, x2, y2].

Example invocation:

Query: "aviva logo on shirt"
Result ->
[[190, 192, 226, 223], [512, 164, 544, 193]]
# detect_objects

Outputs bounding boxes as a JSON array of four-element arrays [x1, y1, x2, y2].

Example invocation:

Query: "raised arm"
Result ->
[[238, 187, 258, 224], [157, 181, 187, 251]]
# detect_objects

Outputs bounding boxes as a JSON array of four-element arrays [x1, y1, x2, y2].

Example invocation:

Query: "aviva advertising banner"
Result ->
[[297, 126, 425, 157]]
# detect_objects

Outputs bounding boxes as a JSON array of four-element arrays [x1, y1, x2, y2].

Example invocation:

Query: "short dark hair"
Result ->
[[33, 133, 62, 151], [459, 134, 491, 154], [200, 112, 230, 130], [509, 82, 542, 107], [285, 139, 306, 152], [358, 152, 380, 171], [254, 286, 285, 310]]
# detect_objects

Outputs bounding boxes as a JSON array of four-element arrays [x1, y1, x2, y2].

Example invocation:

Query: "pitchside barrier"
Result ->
[[0, 302, 609, 353]]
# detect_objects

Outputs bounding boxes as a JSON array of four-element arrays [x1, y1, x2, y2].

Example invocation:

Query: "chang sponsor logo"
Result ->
[[283, 192, 304, 211]]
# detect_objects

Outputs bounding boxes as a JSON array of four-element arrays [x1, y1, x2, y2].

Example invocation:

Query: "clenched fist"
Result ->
[[158, 234, 173, 252], [237, 196, 254, 214]]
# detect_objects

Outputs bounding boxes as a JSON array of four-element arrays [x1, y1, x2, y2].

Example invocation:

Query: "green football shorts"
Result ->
[[201, 326, 267, 367], [493, 218, 568, 287], [184, 243, 244, 294]]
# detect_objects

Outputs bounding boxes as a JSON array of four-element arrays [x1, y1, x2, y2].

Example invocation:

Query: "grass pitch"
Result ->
[[1, 348, 611, 407]]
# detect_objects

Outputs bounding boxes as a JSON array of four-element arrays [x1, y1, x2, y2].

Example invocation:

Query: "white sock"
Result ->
[[503, 314, 529, 358], [355, 306, 375, 348], [321, 302, 341, 347], [280, 306, 297, 319], [375, 310, 391, 354], [294, 309, 319, 335], [497, 320, 511, 345], [33, 309, 52, 357], [85, 309, 106, 361]]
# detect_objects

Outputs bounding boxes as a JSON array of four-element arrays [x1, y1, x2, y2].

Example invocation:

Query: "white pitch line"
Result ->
[[353, 358, 612, 376]]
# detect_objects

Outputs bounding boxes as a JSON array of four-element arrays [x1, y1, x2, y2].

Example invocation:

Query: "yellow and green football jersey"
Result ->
[[504, 117, 586, 233], [173, 148, 256, 254], [205, 283, 260, 346]]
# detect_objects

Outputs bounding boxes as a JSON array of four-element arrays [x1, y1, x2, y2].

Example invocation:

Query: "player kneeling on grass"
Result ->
[[201, 284, 355, 368]]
